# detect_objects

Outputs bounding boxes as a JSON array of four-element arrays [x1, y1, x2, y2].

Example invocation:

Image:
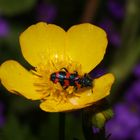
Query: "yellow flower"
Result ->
[[0, 22, 115, 112]]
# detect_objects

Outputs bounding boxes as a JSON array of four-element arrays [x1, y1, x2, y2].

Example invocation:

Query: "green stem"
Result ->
[[59, 113, 65, 140], [82, 110, 94, 140]]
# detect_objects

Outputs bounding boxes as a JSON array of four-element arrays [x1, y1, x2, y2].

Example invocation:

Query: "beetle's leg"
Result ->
[[73, 71, 78, 75], [72, 87, 80, 97], [91, 83, 93, 93], [84, 73, 88, 77], [63, 86, 68, 90], [74, 86, 78, 91]]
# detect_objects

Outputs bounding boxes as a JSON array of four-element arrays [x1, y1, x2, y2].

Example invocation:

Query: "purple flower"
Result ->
[[36, 2, 57, 23], [106, 103, 140, 140], [107, 0, 125, 19], [115, 103, 140, 128], [106, 118, 131, 140], [0, 18, 10, 37], [133, 128, 140, 140]]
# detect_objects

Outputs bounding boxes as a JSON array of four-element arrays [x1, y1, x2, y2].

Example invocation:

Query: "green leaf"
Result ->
[[65, 112, 85, 140], [0, 0, 37, 16]]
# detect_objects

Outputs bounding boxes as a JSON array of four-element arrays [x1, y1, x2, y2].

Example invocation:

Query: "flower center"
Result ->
[[32, 57, 83, 103]]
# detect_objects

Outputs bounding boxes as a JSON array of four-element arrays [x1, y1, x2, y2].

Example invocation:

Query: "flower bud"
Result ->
[[92, 108, 113, 128]]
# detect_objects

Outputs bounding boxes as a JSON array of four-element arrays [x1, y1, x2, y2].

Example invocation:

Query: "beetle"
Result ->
[[50, 68, 93, 91]]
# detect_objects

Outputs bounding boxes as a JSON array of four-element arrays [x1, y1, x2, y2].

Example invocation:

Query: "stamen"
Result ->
[[30, 70, 42, 77], [33, 58, 83, 104], [33, 83, 47, 87]]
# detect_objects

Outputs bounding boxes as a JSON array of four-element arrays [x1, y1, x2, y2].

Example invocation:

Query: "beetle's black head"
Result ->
[[82, 74, 93, 87]]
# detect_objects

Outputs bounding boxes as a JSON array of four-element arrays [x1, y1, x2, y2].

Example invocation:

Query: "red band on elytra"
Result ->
[[64, 80, 70, 86]]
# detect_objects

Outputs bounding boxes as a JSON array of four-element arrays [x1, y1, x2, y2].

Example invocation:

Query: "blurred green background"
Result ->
[[0, 0, 140, 140]]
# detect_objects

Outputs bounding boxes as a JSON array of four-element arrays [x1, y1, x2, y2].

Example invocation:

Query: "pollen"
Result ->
[[32, 56, 83, 104]]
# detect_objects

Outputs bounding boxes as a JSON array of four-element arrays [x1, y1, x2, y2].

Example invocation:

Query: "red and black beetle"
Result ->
[[50, 68, 93, 91]]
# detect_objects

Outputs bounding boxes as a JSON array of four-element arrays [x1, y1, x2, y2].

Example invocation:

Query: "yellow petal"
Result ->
[[0, 60, 43, 100], [40, 73, 115, 112], [20, 22, 66, 67], [66, 23, 108, 73]]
